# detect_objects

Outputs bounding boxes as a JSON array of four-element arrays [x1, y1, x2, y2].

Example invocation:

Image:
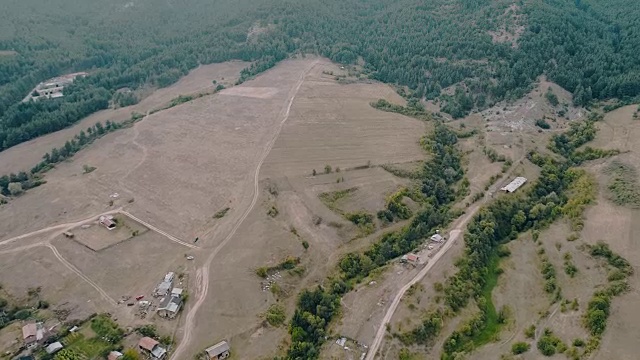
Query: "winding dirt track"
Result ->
[[169, 60, 319, 360]]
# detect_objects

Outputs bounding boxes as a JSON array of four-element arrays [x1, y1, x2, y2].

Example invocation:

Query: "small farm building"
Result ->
[[205, 341, 230, 359]]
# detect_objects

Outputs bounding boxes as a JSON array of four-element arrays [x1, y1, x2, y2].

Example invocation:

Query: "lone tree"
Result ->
[[324, 165, 332, 174], [8, 182, 22, 196]]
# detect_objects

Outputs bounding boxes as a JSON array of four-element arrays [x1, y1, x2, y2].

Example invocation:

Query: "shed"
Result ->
[[401, 253, 419, 264], [500, 177, 527, 193], [155, 281, 172, 297], [99, 215, 116, 230], [430, 234, 444, 243], [205, 340, 230, 359], [45, 342, 63, 354], [138, 337, 159, 352], [171, 287, 183, 297]]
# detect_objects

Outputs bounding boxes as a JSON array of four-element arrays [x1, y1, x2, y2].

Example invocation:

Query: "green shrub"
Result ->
[[512, 341, 531, 354]]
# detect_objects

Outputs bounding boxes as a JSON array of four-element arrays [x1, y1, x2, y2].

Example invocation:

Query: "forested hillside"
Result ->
[[1, 0, 639, 151]]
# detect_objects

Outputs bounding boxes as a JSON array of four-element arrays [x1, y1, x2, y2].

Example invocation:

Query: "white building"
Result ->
[[500, 177, 528, 193]]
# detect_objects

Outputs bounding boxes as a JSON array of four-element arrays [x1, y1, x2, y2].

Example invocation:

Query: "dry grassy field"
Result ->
[[2, 54, 636, 360], [0, 57, 429, 360], [179, 59, 429, 359], [0, 61, 247, 175]]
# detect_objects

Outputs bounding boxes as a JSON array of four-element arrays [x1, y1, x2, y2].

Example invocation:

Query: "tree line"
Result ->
[[280, 122, 465, 359]]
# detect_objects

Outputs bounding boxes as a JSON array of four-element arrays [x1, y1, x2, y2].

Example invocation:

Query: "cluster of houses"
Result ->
[[135, 336, 230, 360], [153, 272, 184, 319], [401, 232, 446, 266], [22, 72, 87, 102], [20, 322, 64, 356]]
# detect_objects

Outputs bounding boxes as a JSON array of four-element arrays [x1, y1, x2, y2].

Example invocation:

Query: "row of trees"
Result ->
[[0, 120, 121, 197]]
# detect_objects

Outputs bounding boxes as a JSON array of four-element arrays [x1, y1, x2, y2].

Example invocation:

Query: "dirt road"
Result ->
[[365, 208, 476, 359], [168, 59, 319, 360]]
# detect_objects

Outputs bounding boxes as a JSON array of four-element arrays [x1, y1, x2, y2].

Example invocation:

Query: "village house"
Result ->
[[401, 253, 419, 265], [138, 337, 167, 359], [157, 294, 182, 319], [204, 340, 230, 360], [99, 215, 116, 230], [430, 233, 444, 243], [22, 322, 44, 346]]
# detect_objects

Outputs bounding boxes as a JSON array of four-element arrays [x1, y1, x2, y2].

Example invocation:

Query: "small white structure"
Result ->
[[46, 342, 64, 354], [171, 288, 183, 297], [164, 272, 175, 283], [205, 340, 230, 359], [500, 177, 528, 193], [430, 234, 444, 243]]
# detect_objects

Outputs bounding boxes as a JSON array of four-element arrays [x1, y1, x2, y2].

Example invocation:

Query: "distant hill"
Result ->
[[1, 0, 639, 150]]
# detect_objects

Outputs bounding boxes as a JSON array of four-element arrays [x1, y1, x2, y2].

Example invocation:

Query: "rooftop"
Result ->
[[45, 342, 63, 354], [500, 177, 528, 193], [430, 234, 443, 242], [22, 323, 37, 339], [108, 351, 124, 360], [138, 336, 160, 351], [205, 340, 230, 358]]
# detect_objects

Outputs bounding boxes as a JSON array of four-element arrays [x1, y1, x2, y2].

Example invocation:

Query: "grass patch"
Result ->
[[256, 256, 301, 278], [318, 187, 358, 214], [213, 207, 230, 219], [604, 161, 640, 208]]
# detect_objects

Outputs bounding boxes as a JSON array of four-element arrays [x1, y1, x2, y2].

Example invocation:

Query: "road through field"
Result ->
[[169, 59, 319, 360]]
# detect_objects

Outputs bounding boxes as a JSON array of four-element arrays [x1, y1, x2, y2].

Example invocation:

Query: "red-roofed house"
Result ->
[[22, 323, 37, 345], [138, 337, 166, 359]]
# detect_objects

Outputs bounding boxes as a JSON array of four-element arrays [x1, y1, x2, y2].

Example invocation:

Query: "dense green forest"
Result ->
[[2, 0, 640, 150]]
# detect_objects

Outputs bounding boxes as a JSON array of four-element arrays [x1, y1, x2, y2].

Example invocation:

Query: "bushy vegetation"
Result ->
[[256, 256, 301, 278], [318, 188, 357, 213], [537, 328, 566, 356], [377, 188, 414, 223], [545, 88, 559, 107], [535, 118, 551, 129], [604, 161, 640, 208], [512, 341, 531, 354], [265, 304, 287, 327], [90, 314, 124, 343], [582, 242, 633, 338], [371, 99, 432, 121]]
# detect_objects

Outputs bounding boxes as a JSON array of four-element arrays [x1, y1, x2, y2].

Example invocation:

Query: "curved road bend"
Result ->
[[169, 60, 319, 360]]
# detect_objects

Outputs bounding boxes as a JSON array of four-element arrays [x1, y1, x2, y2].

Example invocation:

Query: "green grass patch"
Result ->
[[318, 187, 358, 214], [472, 254, 503, 347]]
